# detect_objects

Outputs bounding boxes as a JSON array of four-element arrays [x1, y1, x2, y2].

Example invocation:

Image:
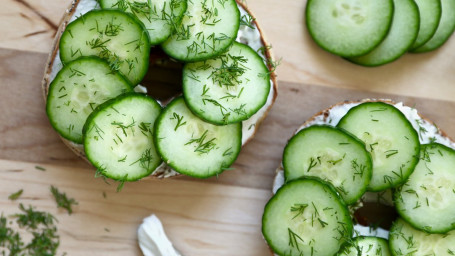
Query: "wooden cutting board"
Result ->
[[3, 0, 455, 255], [2, 48, 455, 255], [0, 159, 272, 256]]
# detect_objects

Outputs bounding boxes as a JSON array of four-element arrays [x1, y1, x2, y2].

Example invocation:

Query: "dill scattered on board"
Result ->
[[50, 186, 78, 215]]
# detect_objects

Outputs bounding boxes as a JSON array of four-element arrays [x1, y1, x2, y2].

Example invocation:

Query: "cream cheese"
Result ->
[[50, 0, 274, 177], [138, 215, 182, 256]]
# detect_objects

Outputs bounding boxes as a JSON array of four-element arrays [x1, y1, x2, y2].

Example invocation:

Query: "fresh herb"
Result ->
[[290, 203, 308, 219], [35, 166, 46, 171], [50, 186, 78, 215], [185, 130, 217, 154], [1, 204, 60, 255], [171, 112, 187, 131], [8, 190, 23, 201], [240, 13, 255, 29], [288, 228, 304, 252]]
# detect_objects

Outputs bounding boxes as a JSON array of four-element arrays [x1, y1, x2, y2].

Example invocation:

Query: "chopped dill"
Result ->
[[8, 189, 23, 201], [50, 186, 78, 215]]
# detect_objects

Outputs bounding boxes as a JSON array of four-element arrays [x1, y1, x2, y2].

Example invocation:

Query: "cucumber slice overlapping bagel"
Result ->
[[99, 0, 187, 45], [337, 102, 420, 192], [348, 0, 420, 66], [84, 93, 162, 181], [305, 0, 394, 57], [262, 178, 353, 256], [60, 9, 151, 85], [161, 0, 240, 62], [337, 236, 392, 256], [46, 57, 133, 144], [283, 125, 372, 205], [412, 0, 455, 53], [183, 42, 270, 125], [410, 0, 442, 50], [389, 218, 455, 256], [394, 143, 455, 233], [154, 97, 242, 178]]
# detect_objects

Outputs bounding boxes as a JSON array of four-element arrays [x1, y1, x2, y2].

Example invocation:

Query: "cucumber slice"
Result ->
[[262, 178, 353, 256], [410, 0, 442, 50], [305, 0, 394, 57], [99, 0, 187, 45], [337, 102, 420, 192], [182, 42, 270, 125], [283, 125, 372, 205], [412, 0, 455, 53], [389, 218, 455, 256], [161, 0, 240, 62], [154, 97, 241, 178], [47, 57, 133, 144], [60, 10, 150, 85], [337, 236, 392, 256], [348, 0, 420, 66], [394, 143, 455, 233], [84, 93, 162, 181]]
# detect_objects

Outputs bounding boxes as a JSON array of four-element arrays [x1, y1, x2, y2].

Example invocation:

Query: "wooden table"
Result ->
[[1, 0, 455, 255]]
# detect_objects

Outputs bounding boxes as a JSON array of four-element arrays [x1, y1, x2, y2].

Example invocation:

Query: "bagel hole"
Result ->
[[140, 47, 183, 102], [353, 200, 397, 231]]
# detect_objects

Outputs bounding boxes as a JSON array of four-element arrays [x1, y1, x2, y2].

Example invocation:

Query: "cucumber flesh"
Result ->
[[337, 102, 420, 191], [46, 57, 132, 144], [262, 178, 353, 256], [154, 97, 242, 178], [161, 0, 240, 62], [412, 0, 455, 53], [99, 0, 187, 45], [410, 0, 442, 50], [305, 0, 394, 57], [389, 218, 455, 256], [337, 236, 392, 256], [348, 0, 420, 66], [182, 42, 270, 125], [84, 93, 162, 181], [59, 10, 150, 85], [394, 143, 455, 233], [283, 125, 372, 205]]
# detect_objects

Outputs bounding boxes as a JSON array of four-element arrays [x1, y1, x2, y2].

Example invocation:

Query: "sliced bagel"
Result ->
[[268, 99, 455, 256], [42, 0, 277, 178]]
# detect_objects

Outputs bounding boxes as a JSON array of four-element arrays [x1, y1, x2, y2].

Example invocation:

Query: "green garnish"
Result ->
[[50, 186, 78, 215], [8, 190, 23, 201]]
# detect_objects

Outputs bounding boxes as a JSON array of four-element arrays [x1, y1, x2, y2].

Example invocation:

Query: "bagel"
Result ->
[[41, 0, 277, 178], [268, 99, 455, 256]]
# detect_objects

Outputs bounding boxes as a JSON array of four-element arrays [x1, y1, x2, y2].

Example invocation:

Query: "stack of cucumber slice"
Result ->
[[46, 0, 274, 184], [263, 100, 455, 256], [306, 0, 455, 66]]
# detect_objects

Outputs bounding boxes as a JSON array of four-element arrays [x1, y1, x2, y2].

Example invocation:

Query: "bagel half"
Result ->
[[268, 99, 455, 256], [41, 0, 278, 178]]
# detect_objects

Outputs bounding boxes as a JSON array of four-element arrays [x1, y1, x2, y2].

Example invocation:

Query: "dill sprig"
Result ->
[[50, 186, 78, 215], [240, 13, 255, 29], [8, 189, 23, 201], [290, 203, 308, 219], [208, 53, 248, 88], [185, 130, 217, 154]]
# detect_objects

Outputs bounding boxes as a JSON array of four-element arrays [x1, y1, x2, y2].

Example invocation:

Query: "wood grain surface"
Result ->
[[0, 159, 271, 255]]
